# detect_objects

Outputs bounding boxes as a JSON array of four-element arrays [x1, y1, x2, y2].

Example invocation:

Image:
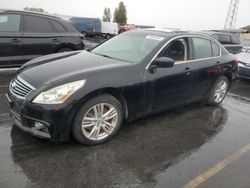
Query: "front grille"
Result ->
[[10, 76, 35, 99]]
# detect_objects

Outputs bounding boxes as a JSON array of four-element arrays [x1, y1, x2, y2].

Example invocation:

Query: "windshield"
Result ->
[[92, 31, 164, 63], [242, 40, 250, 46]]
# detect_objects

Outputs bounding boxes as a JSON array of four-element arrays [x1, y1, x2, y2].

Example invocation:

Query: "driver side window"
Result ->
[[158, 37, 189, 64]]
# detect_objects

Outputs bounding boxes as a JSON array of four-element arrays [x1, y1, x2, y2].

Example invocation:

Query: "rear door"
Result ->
[[188, 37, 222, 99], [20, 15, 62, 63], [0, 13, 23, 68]]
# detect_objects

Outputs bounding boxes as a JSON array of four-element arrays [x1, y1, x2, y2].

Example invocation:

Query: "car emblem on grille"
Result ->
[[12, 81, 17, 89]]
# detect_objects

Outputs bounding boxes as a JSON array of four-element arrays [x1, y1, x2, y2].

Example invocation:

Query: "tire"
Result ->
[[57, 48, 74, 53], [207, 76, 230, 106], [106, 34, 111, 39], [72, 94, 123, 145], [118, 29, 125, 34]]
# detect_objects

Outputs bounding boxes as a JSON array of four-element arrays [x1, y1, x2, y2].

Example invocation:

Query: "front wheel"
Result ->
[[72, 94, 123, 145], [207, 76, 230, 106]]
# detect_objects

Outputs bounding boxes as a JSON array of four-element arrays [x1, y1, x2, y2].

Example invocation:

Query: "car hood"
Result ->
[[236, 52, 250, 64], [19, 50, 131, 87]]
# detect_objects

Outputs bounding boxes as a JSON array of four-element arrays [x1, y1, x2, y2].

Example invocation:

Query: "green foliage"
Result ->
[[102, 8, 111, 22], [241, 25, 250, 33], [113, 1, 127, 24], [23, 7, 45, 13]]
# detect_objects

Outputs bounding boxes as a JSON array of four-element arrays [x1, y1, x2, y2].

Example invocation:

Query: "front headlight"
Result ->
[[33, 80, 86, 104]]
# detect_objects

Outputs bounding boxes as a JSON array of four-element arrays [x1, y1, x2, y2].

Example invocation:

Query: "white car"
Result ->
[[242, 39, 250, 52], [101, 22, 118, 39], [236, 48, 250, 79]]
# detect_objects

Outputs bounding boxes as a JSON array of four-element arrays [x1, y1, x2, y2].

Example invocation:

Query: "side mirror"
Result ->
[[153, 57, 174, 68]]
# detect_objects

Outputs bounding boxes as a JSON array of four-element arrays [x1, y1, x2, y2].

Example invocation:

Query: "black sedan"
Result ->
[[7, 30, 238, 145]]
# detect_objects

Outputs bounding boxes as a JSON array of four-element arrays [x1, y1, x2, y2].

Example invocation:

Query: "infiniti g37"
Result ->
[[7, 30, 238, 145]]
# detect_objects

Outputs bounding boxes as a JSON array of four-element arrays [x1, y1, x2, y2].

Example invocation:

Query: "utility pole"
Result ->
[[224, 0, 240, 29]]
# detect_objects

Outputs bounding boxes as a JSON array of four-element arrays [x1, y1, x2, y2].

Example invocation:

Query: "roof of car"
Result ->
[[138, 29, 218, 39], [199, 31, 234, 36], [129, 29, 221, 46], [0, 9, 62, 20], [144, 28, 190, 34]]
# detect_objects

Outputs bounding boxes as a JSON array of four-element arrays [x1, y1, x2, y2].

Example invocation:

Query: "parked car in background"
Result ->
[[236, 48, 250, 79], [200, 31, 242, 54], [0, 9, 85, 68], [7, 30, 238, 145], [69, 17, 102, 37], [118, 24, 136, 34], [136, 25, 155, 29], [101, 22, 118, 39], [242, 39, 250, 52]]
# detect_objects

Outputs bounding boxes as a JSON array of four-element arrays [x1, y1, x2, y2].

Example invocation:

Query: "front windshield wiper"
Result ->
[[93, 52, 113, 59]]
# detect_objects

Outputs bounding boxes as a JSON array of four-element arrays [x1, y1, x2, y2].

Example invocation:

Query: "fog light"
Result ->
[[35, 122, 45, 130]]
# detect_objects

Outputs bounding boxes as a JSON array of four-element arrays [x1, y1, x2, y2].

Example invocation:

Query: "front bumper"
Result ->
[[238, 65, 250, 79], [6, 92, 74, 142], [10, 108, 51, 139]]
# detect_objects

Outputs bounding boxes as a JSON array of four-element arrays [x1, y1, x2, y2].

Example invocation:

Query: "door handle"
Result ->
[[11, 38, 21, 43], [216, 61, 220, 64], [184, 67, 192, 75], [52, 38, 60, 42]]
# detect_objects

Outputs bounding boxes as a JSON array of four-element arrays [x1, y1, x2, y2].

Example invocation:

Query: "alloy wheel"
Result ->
[[214, 80, 228, 103], [81, 103, 118, 141]]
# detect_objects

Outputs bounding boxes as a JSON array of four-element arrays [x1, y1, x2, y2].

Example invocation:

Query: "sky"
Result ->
[[0, 0, 250, 30]]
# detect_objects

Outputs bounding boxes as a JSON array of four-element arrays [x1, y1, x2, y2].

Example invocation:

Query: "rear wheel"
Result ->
[[72, 94, 123, 145], [118, 29, 125, 34], [207, 76, 229, 106], [106, 34, 111, 39]]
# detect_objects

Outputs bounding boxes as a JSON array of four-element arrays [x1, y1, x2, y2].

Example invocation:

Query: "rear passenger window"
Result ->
[[212, 42, 220, 56], [23, 15, 55, 33], [231, 34, 241, 44], [51, 20, 67, 32], [0, 14, 20, 32], [218, 34, 230, 44], [192, 37, 213, 59]]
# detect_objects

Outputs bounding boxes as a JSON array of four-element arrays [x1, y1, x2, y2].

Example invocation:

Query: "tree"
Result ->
[[241, 25, 250, 33], [113, 1, 127, 24], [102, 8, 111, 22], [23, 7, 45, 13]]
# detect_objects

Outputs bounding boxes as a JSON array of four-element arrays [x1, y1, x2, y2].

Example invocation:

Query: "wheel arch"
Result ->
[[54, 44, 77, 53], [221, 72, 233, 89], [224, 72, 232, 82], [85, 88, 128, 119], [70, 87, 128, 127]]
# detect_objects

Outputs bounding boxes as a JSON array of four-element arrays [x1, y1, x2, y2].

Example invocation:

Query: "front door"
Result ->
[[0, 14, 23, 68], [145, 37, 196, 112]]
